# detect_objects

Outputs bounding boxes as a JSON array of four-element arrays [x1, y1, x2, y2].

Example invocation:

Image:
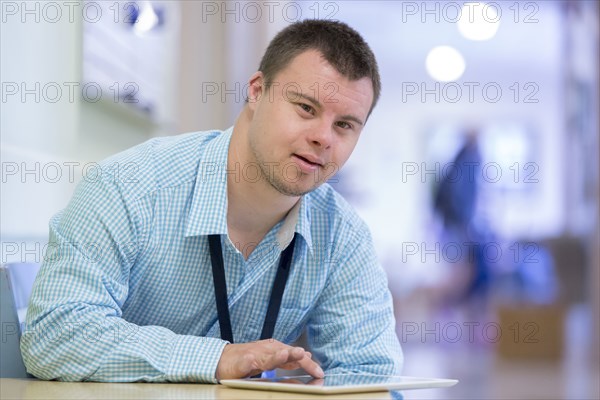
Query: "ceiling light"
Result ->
[[426, 46, 466, 82], [458, 2, 500, 41]]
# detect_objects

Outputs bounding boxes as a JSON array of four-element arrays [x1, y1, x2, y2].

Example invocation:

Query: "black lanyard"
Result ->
[[208, 233, 297, 344]]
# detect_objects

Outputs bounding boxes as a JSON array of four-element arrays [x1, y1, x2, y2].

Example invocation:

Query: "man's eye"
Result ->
[[336, 121, 353, 130], [298, 103, 314, 115]]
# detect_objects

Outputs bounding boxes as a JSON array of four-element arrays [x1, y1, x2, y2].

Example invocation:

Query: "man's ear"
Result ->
[[247, 71, 265, 110]]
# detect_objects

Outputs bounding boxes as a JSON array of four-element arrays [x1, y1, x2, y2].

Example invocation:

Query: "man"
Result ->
[[21, 19, 403, 383]]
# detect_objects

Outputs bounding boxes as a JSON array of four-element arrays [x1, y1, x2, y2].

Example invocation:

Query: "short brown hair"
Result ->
[[258, 19, 381, 117]]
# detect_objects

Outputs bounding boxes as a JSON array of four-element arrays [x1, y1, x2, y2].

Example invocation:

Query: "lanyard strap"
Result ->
[[208, 233, 297, 344]]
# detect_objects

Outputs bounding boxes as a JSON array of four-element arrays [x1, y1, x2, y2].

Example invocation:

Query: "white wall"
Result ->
[[0, 2, 177, 263], [1, 6, 81, 249], [177, 1, 290, 132]]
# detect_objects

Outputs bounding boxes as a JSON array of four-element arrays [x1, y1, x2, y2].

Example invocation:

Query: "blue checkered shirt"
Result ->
[[21, 127, 403, 382]]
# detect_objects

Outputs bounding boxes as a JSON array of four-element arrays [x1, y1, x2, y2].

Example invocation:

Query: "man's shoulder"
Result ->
[[97, 130, 223, 198], [103, 129, 221, 169], [307, 183, 369, 235]]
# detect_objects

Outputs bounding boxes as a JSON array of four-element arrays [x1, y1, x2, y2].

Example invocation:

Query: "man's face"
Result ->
[[245, 49, 374, 197]]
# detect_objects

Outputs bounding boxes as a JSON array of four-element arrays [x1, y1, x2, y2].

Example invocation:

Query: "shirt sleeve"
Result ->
[[20, 172, 227, 383], [306, 228, 403, 375]]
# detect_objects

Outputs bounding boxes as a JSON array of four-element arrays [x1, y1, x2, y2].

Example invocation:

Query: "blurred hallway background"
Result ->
[[1, 1, 598, 398]]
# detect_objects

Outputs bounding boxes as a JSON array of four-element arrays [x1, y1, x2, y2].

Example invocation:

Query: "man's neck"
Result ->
[[226, 115, 299, 259]]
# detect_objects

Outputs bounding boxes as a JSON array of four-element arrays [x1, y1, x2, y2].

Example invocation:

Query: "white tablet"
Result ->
[[220, 374, 458, 395]]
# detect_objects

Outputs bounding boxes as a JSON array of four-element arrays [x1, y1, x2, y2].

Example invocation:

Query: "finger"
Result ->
[[277, 354, 323, 376], [277, 350, 312, 370], [277, 360, 304, 370], [248, 345, 306, 374], [258, 348, 290, 372], [297, 356, 325, 379], [273, 347, 305, 367], [288, 346, 306, 361]]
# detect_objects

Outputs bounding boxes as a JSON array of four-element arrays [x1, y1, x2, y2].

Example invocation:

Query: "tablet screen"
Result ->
[[254, 374, 432, 386]]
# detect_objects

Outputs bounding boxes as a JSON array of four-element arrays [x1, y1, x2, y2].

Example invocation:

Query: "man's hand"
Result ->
[[215, 339, 324, 381]]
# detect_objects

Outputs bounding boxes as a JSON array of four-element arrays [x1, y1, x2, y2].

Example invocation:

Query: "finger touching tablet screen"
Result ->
[[220, 374, 458, 395]]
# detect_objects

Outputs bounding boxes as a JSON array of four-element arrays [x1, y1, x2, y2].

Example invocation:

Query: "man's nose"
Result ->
[[308, 123, 333, 149]]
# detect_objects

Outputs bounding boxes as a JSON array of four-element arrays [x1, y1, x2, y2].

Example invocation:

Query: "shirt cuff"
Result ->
[[165, 335, 228, 383]]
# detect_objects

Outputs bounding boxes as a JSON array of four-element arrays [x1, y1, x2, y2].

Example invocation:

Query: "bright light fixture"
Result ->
[[458, 2, 500, 41], [134, 2, 159, 35], [425, 46, 466, 82]]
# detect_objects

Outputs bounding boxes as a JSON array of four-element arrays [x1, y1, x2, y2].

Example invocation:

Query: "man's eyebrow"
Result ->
[[288, 91, 322, 109], [339, 113, 364, 127], [287, 91, 365, 127]]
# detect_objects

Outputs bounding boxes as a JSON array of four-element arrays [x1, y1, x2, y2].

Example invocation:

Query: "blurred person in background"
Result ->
[[433, 131, 492, 319]]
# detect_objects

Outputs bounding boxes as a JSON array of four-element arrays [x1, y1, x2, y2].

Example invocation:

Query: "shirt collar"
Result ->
[[276, 195, 313, 253], [185, 127, 313, 253], [185, 127, 231, 238]]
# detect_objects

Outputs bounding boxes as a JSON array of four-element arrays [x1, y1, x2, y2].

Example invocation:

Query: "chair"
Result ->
[[1, 263, 40, 378]]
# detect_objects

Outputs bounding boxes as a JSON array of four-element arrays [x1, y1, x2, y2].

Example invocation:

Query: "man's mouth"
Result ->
[[292, 153, 324, 173], [293, 153, 324, 166]]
